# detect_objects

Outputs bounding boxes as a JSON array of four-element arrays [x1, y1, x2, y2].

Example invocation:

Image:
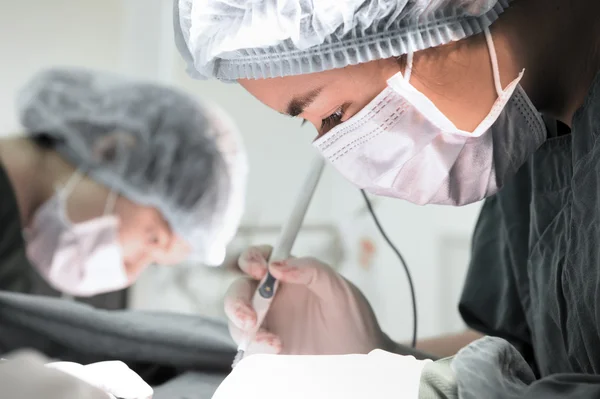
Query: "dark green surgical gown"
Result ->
[[459, 72, 600, 395], [0, 161, 127, 310]]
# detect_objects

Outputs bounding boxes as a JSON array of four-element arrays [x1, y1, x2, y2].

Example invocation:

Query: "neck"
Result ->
[[0, 138, 56, 228], [492, 0, 600, 126]]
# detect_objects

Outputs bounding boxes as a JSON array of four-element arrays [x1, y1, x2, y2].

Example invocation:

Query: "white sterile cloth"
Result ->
[[46, 360, 153, 399], [212, 350, 431, 399]]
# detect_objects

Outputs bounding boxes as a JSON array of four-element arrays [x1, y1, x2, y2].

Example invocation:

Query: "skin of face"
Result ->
[[64, 174, 192, 281], [237, 0, 600, 137], [239, 32, 509, 138]]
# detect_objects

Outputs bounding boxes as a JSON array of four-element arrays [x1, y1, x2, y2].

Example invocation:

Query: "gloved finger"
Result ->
[[238, 245, 273, 280], [269, 257, 337, 298], [229, 322, 282, 355], [247, 330, 283, 356], [224, 277, 259, 331]]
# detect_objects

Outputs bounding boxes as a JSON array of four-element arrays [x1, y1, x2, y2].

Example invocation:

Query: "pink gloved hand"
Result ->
[[224, 245, 391, 356]]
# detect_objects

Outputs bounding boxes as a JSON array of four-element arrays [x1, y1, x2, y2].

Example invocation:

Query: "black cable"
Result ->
[[360, 189, 418, 348]]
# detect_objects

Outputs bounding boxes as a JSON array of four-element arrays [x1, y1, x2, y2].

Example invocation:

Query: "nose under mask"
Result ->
[[313, 27, 546, 206], [24, 171, 129, 297]]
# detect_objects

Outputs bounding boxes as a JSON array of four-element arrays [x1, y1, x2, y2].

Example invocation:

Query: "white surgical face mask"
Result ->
[[25, 171, 129, 297], [314, 28, 546, 206]]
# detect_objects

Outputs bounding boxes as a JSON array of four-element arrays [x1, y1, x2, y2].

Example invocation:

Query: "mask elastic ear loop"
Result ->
[[404, 51, 414, 82], [484, 27, 503, 96], [58, 170, 85, 201], [103, 190, 118, 216]]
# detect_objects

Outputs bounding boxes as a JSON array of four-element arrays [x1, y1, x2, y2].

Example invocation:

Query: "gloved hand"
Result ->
[[212, 350, 432, 399], [225, 245, 392, 356], [46, 360, 153, 399]]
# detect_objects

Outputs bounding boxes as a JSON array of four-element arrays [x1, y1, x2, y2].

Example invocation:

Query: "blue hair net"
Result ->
[[17, 67, 247, 266]]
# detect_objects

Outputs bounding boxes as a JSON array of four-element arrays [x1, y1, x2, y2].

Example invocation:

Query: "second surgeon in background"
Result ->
[[0, 67, 247, 308]]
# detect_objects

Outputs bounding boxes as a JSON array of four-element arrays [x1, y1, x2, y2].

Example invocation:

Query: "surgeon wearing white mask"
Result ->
[[0, 67, 246, 304], [175, 0, 600, 397]]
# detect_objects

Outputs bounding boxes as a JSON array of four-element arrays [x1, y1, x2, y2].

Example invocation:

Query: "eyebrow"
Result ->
[[286, 87, 323, 117]]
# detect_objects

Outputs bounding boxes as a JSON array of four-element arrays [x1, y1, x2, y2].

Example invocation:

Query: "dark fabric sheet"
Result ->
[[0, 290, 235, 397]]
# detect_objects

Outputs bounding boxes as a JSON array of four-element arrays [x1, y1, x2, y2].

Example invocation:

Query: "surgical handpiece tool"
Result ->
[[232, 156, 325, 368]]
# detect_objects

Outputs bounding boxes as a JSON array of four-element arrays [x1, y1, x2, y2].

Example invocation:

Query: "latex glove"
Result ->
[[46, 360, 153, 399], [225, 245, 391, 356], [212, 350, 432, 399]]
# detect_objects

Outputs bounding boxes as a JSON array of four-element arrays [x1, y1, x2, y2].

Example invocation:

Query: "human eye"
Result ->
[[320, 107, 345, 133]]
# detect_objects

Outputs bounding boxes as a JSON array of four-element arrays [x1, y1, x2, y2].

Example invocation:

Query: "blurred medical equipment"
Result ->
[[215, 350, 432, 399], [46, 360, 153, 399], [233, 156, 325, 367]]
